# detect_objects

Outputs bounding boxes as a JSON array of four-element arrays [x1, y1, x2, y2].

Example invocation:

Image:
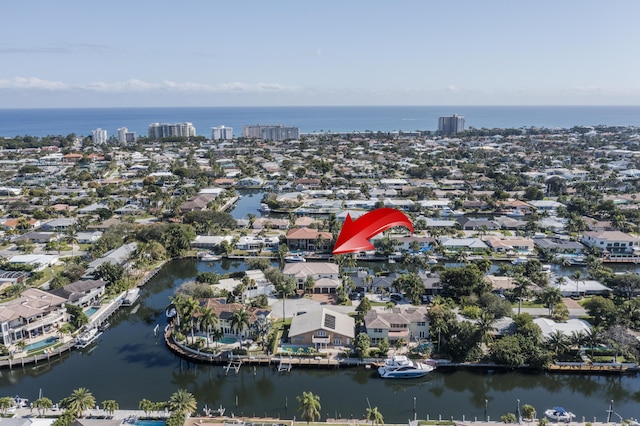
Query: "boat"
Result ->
[[166, 305, 177, 319], [13, 396, 29, 407], [284, 254, 306, 263], [258, 203, 271, 213], [75, 328, 102, 349], [511, 256, 528, 265], [98, 321, 110, 332], [122, 288, 140, 306], [544, 407, 576, 423], [199, 253, 221, 261], [377, 355, 435, 379]]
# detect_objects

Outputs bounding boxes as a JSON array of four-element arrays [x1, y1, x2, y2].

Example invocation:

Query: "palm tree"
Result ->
[[229, 308, 251, 338], [546, 330, 569, 358], [0, 397, 14, 415], [65, 225, 79, 257], [570, 271, 583, 297], [366, 406, 384, 426], [101, 400, 119, 418], [541, 287, 563, 317], [168, 389, 197, 416], [64, 387, 96, 418], [33, 397, 53, 416], [198, 307, 218, 349], [476, 311, 496, 347], [251, 316, 272, 347], [297, 391, 321, 425], [512, 276, 530, 315], [584, 326, 603, 359], [181, 297, 199, 341], [139, 398, 155, 418]]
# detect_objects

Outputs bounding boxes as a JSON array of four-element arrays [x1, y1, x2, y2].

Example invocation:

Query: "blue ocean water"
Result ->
[[1, 105, 640, 138]]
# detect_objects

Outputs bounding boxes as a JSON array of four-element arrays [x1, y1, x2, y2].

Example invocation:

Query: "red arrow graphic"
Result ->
[[332, 208, 414, 255]]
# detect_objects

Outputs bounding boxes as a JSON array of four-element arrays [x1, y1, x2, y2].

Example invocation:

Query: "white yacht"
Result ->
[[377, 355, 435, 379], [75, 328, 102, 349], [122, 288, 141, 306], [284, 254, 306, 263]]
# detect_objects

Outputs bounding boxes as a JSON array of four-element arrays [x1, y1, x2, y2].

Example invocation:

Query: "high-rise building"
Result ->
[[438, 114, 465, 135], [242, 125, 299, 141], [117, 127, 137, 144], [92, 128, 108, 144], [148, 122, 196, 139], [211, 125, 233, 140]]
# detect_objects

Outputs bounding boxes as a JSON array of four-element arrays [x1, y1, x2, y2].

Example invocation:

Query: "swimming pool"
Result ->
[[217, 337, 238, 345], [26, 336, 58, 351], [84, 306, 100, 317], [281, 345, 315, 354], [133, 421, 166, 426]]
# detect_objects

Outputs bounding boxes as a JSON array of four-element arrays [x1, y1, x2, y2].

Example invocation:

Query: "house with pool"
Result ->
[[0, 288, 67, 345]]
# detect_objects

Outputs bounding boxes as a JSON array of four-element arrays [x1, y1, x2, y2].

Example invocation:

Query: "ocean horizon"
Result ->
[[2, 105, 640, 138]]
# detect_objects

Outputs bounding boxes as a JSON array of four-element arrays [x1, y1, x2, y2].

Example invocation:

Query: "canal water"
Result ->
[[1, 258, 639, 422]]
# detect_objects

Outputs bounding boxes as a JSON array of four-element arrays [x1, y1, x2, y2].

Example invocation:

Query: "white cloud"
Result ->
[[0, 76, 68, 90], [447, 85, 460, 92], [0, 76, 301, 94]]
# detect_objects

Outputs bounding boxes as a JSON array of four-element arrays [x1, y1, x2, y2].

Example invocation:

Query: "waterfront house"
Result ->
[[235, 235, 279, 252], [0, 288, 67, 345], [252, 217, 289, 230], [581, 230, 640, 257], [394, 235, 436, 253], [48, 279, 107, 307], [288, 307, 354, 349], [85, 242, 137, 277], [198, 298, 269, 336], [533, 237, 585, 256], [534, 318, 592, 339], [285, 227, 333, 252], [552, 278, 611, 297], [483, 236, 535, 254], [439, 237, 488, 253], [364, 305, 429, 345]]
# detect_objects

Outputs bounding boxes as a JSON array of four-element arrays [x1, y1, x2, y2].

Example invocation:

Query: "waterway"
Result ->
[[1, 258, 640, 422]]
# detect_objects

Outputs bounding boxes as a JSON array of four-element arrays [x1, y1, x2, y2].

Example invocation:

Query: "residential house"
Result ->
[[288, 307, 354, 349], [198, 298, 269, 336], [394, 236, 436, 253], [0, 288, 67, 344], [7, 254, 59, 271], [235, 236, 279, 252], [533, 318, 592, 340], [457, 217, 500, 231], [483, 236, 535, 254], [553, 278, 611, 297], [283, 262, 339, 292], [581, 231, 640, 257], [527, 200, 565, 214], [48, 279, 107, 307], [364, 306, 429, 345], [85, 242, 137, 277], [439, 237, 488, 253], [40, 218, 78, 232], [252, 218, 289, 230], [286, 227, 333, 252], [14, 231, 58, 244]]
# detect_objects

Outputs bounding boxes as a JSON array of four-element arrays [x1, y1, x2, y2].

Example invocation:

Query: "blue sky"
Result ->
[[2, 0, 640, 108]]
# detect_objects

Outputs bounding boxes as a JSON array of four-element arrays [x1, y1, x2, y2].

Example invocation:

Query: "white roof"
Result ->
[[534, 318, 592, 339]]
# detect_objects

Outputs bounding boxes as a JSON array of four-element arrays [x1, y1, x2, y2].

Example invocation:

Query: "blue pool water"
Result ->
[[25, 336, 58, 351], [84, 306, 100, 317], [281, 345, 315, 354], [217, 337, 237, 345], [133, 421, 166, 426]]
